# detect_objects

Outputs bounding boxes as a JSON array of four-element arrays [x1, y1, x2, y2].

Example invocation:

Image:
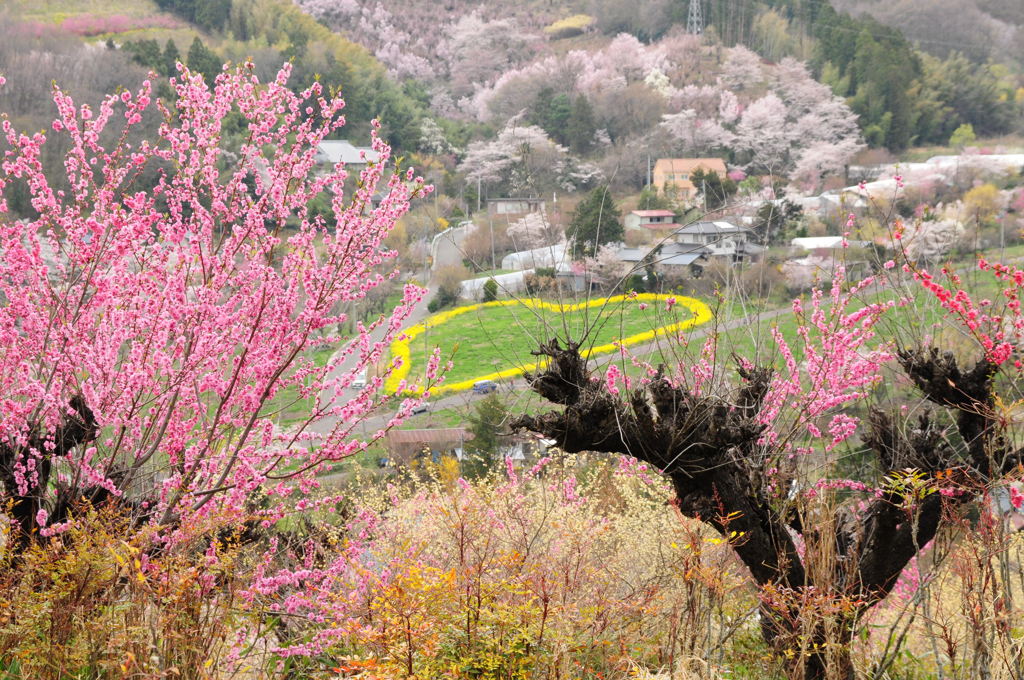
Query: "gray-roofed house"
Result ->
[[672, 220, 762, 263], [615, 243, 710, 279]]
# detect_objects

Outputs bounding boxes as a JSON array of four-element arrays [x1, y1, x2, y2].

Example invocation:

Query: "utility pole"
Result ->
[[687, 0, 704, 36], [489, 215, 496, 271]]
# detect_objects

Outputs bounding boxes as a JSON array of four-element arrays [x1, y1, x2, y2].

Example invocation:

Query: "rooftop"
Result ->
[[675, 220, 749, 235], [631, 209, 676, 218], [316, 140, 381, 165], [659, 253, 706, 266], [386, 428, 474, 445], [654, 158, 728, 173]]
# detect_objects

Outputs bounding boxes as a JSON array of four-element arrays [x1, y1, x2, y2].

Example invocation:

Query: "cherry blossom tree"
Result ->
[[0, 62, 436, 544], [904, 218, 965, 262], [719, 44, 763, 90], [458, 121, 600, 195], [507, 209, 563, 250], [581, 243, 628, 290], [733, 92, 792, 170], [660, 109, 736, 156], [651, 50, 863, 179], [792, 137, 864, 191]]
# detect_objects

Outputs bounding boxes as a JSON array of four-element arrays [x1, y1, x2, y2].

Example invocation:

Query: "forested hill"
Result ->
[[830, 0, 1023, 65], [2, 0, 426, 150], [297, 0, 1023, 153]]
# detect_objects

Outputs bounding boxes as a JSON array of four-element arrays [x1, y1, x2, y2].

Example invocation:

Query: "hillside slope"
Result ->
[[831, 0, 1023, 65], [2, 0, 428, 150]]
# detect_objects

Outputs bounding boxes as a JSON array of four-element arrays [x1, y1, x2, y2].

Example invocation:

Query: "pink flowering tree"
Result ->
[[0, 62, 438, 545], [580, 243, 628, 290], [513, 261, 1024, 678]]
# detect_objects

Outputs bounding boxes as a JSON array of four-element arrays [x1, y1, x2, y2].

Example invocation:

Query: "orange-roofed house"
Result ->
[[653, 158, 728, 199]]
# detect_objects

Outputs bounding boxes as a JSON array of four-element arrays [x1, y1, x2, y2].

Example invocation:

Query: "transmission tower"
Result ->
[[687, 0, 704, 35]]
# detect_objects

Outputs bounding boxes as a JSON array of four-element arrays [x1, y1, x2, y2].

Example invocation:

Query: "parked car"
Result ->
[[472, 380, 498, 394], [351, 371, 367, 389]]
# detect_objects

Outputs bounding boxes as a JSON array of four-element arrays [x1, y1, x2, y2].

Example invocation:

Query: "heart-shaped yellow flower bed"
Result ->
[[386, 293, 713, 396]]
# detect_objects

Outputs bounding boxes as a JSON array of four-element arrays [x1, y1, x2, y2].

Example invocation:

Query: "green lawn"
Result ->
[[399, 295, 712, 388], [10, 0, 162, 20]]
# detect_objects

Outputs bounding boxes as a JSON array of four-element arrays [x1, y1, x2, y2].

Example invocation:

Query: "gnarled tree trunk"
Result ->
[[513, 340, 1013, 679]]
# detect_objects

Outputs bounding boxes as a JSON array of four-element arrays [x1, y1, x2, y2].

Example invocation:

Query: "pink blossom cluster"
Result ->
[[61, 13, 182, 36], [913, 260, 1023, 366], [757, 269, 895, 450], [0, 62, 437, 536]]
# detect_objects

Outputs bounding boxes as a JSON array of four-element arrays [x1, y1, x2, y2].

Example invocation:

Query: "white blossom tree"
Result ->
[[508, 210, 563, 250], [719, 45, 763, 90]]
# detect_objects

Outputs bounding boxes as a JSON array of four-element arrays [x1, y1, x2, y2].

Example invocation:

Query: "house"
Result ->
[[487, 197, 546, 217], [672, 220, 762, 263], [624, 209, 682, 235], [315, 140, 381, 170], [500, 434, 555, 469], [615, 243, 710, 278], [653, 158, 728, 199], [385, 428, 474, 466]]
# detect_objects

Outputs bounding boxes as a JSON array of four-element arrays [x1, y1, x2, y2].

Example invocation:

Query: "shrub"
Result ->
[[482, 277, 498, 302]]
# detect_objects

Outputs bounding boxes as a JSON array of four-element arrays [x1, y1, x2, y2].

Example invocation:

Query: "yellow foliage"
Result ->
[[0, 506, 252, 679], [333, 462, 748, 678], [543, 14, 594, 37], [964, 183, 1000, 222]]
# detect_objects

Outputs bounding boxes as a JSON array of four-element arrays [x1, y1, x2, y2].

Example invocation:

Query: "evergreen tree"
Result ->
[[162, 39, 181, 77], [567, 186, 623, 257], [124, 39, 163, 72], [755, 199, 804, 245], [462, 393, 506, 478], [482, 278, 498, 302], [530, 87, 572, 145], [187, 37, 221, 81], [194, 0, 231, 32], [565, 96, 597, 155], [691, 169, 738, 211]]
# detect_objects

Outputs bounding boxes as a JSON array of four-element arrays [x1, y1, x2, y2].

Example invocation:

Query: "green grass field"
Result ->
[[399, 295, 712, 388]]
